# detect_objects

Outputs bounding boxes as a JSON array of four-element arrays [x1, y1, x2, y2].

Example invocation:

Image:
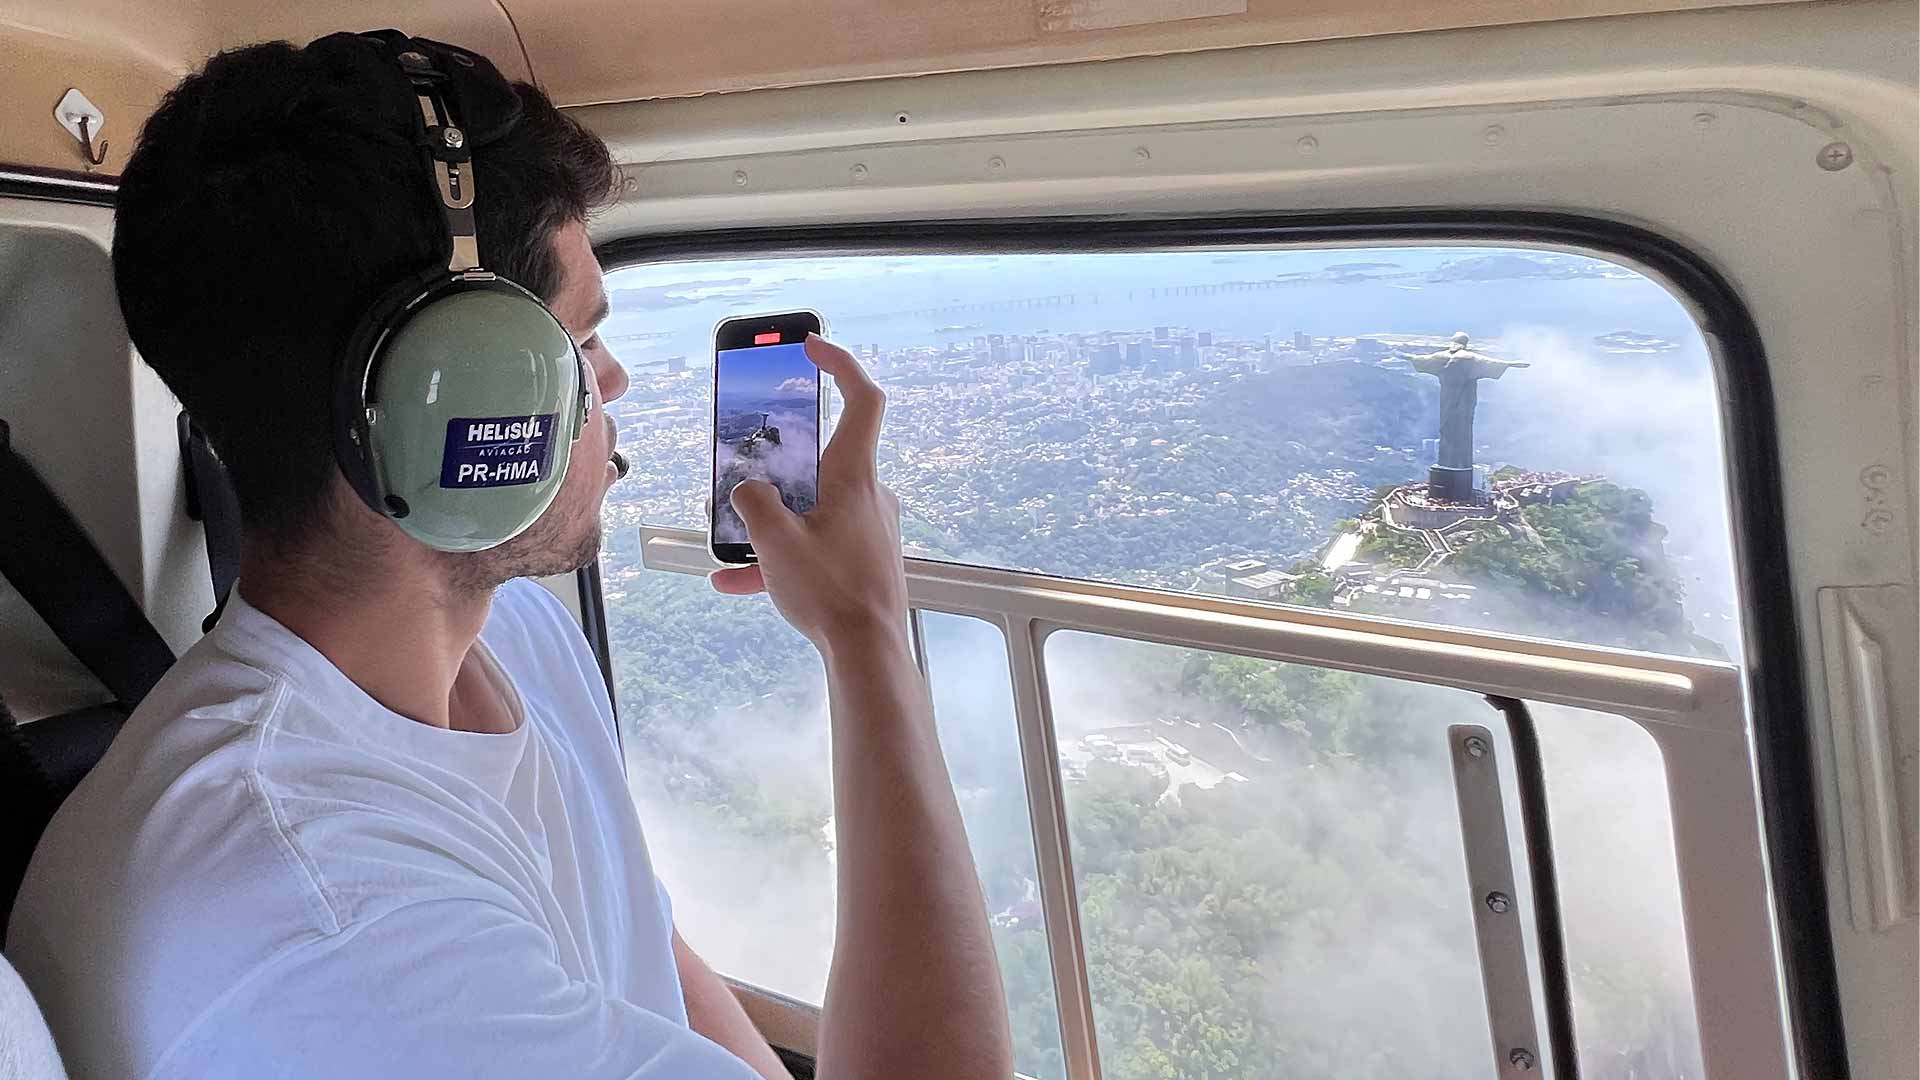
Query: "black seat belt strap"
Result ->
[[0, 418, 176, 706], [177, 412, 242, 632]]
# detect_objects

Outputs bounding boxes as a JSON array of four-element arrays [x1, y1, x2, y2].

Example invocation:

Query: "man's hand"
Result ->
[[711, 334, 909, 659]]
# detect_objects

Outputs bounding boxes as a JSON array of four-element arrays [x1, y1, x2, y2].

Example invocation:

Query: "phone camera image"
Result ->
[[712, 339, 821, 549]]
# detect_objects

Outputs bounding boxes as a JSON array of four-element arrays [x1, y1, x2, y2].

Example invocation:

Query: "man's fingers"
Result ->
[[802, 332, 877, 394], [807, 334, 884, 466], [709, 564, 766, 595], [729, 479, 800, 540]]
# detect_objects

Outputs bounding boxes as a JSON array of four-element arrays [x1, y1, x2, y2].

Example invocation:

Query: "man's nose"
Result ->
[[594, 351, 630, 405]]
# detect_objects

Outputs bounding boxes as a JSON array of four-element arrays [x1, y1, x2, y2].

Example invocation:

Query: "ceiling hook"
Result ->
[[75, 114, 108, 166], [53, 88, 108, 168]]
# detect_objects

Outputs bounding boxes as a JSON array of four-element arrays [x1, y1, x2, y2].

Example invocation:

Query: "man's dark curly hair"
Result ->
[[112, 37, 614, 543]]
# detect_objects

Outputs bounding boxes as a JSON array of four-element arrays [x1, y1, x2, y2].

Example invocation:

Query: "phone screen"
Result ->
[[711, 312, 822, 563]]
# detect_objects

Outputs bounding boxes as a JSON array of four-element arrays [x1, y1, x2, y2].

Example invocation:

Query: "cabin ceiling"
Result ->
[[3, 0, 1820, 175]]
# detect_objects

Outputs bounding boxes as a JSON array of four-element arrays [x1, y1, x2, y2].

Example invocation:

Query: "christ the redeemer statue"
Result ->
[[1403, 332, 1529, 503]]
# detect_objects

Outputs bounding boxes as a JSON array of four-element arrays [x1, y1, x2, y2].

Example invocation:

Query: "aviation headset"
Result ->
[[325, 30, 592, 552]]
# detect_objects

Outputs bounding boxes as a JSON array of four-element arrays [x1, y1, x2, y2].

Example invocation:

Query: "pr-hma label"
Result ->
[[440, 414, 558, 488]]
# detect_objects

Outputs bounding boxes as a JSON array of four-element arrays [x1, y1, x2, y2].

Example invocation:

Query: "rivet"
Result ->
[[1485, 891, 1512, 914], [1135, 146, 1152, 162], [1465, 736, 1488, 758], [1817, 141, 1854, 171], [895, 111, 911, 124], [1295, 135, 1319, 156], [1483, 124, 1507, 146], [621, 175, 639, 194], [850, 163, 869, 181], [988, 155, 1007, 174], [442, 127, 465, 149], [1692, 111, 1716, 130], [732, 170, 749, 187], [1509, 1047, 1537, 1071]]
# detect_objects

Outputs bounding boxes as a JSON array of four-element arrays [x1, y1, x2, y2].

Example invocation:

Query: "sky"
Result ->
[[715, 341, 818, 404], [603, 246, 1693, 362]]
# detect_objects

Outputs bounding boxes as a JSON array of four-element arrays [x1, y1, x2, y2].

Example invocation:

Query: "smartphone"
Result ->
[[710, 310, 824, 564]]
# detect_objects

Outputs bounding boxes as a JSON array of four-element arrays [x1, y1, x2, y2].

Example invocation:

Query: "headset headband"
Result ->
[[331, 30, 523, 273], [392, 47, 481, 272], [370, 39, 481, 273]]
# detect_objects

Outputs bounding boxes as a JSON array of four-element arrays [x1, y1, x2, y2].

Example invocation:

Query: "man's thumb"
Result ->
[[729, 480, 797, 536]]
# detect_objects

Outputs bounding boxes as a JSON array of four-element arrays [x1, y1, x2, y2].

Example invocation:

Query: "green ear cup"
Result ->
[[364, 285, 582, 552]]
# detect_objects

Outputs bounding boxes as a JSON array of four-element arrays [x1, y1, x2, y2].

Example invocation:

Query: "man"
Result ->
[[6, 32, 1011, 1080]]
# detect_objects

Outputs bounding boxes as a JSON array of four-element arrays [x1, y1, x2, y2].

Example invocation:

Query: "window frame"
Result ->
[[588, 210, 1840, 1079]]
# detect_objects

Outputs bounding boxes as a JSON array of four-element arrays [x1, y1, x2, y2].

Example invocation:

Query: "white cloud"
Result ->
[[775, 377, 816, 395]]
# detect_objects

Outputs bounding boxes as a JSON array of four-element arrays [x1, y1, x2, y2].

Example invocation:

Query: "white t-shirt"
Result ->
[[5, 580, 759, 1080]]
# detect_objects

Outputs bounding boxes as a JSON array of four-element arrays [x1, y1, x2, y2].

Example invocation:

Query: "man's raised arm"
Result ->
[[711, 335, 1014, 1080]]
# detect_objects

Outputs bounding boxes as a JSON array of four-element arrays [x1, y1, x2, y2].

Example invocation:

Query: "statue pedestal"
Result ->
[[1427, 465, 1476, 505]]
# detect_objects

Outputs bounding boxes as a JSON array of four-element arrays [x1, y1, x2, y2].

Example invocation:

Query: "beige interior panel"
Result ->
[[515, 0, 1816, 106], [0, 27, 179, 176], [0, 0, 529, 174]]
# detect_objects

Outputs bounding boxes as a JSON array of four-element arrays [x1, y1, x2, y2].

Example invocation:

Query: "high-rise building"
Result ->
[[1125, 342, 1147, 368], [1154, 326, 1171, 341], [1294, 330, 1312, 351], [1197, 331, 1213, 348], [666, 356, 687, 373]]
